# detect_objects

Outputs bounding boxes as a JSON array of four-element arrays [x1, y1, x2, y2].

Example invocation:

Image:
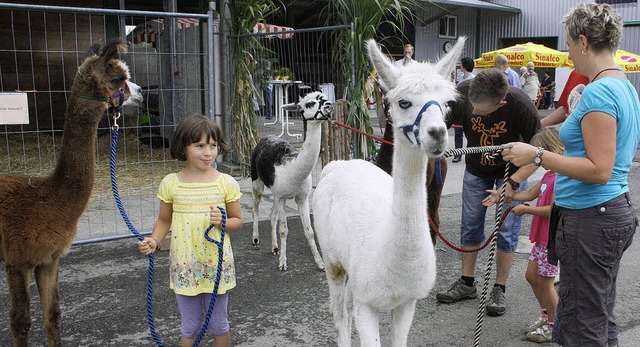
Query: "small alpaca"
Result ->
[[0, 40, 141, 346], [250, 91, 333, 271], [312, 37, 465, 346]]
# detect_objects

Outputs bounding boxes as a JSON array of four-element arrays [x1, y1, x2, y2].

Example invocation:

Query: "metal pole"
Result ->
[[208, 2, 215, 118], [119, 0, 126, 40], [350, 22, 358, 158]]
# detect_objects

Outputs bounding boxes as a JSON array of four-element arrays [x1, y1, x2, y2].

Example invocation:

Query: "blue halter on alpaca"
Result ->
[[400, 100, 442, 146]]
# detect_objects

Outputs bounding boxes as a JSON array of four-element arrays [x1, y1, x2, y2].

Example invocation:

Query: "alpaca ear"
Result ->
[[434, 37, 466, 80], [282, 103, 303, 112], [366, 39, 400, 92], [83, 43, 102, 61], [100, 39, 127, 61]]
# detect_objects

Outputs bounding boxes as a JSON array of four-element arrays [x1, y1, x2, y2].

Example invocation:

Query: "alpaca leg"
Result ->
[[270, 200, 279, 256], [390, 299, 417, 347], [295, 195, 325, 270], [35, 259, 62, 347], [353, 302, 381, 347], [326, 261, 351, 347], [7, 265, 32, 347], [276, 198, 289, 271], [252, 179, 265, 248]]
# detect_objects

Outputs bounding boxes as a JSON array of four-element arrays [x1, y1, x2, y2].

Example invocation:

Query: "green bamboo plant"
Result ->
[[227, 0, 278, 172], [325, 0, 420, 158]]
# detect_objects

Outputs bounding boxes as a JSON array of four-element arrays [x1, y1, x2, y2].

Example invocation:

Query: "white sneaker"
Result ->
[[525, 316, 547, 333], [526, 324, 553, 343]]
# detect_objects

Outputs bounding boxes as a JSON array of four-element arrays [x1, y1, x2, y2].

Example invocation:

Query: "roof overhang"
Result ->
[[427, 0, 521, 13]]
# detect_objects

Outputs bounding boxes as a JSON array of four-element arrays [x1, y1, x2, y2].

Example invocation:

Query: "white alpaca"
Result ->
[[312, 38, 465, 346], [251, 91, 333, 271]]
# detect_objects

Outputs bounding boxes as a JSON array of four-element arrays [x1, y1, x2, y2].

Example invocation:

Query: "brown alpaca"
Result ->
[[376, 103, 448, 244], [0, 40, 139, 347]]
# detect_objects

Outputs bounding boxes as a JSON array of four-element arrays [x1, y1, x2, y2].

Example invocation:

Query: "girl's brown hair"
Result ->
[[169, 115, 230, 161]]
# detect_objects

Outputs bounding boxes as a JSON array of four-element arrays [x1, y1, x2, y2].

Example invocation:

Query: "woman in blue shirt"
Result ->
[[502, 3, 640, 347]]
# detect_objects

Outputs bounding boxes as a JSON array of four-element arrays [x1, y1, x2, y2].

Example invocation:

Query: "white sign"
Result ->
[[0, 92, 29, 125]]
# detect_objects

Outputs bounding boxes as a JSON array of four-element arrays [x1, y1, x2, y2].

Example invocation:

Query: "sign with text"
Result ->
[[0, 93, 29, 125]]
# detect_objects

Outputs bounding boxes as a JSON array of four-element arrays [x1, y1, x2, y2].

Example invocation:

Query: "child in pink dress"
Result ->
[[483, 127, 564, 343]]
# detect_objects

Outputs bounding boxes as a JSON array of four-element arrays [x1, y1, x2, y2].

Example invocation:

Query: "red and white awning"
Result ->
[[252, 23, 294, 39], [129, 18, 200, 44]]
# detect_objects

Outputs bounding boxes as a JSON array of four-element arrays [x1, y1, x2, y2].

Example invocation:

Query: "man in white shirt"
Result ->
[[394, 44, 417, 67], [520, 61, 541, 104]]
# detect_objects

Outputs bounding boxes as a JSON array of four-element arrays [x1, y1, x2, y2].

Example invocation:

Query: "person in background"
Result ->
[[520, 62, 542, 105], [540, 70, 556, 109], [494, 54, 521, 88], [502, 4, 640, 346], [139, 115, 243, 347], [520, 66, 527, 76], [438, 69, 540, 317], [394, 43, 417, 67], [452, 57, 476, 163], [540, 69, 589, 127], [483, 127, 563, 343]]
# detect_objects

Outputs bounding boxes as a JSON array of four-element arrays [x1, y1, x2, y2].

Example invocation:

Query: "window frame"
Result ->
[[438, 15, 458, 39]]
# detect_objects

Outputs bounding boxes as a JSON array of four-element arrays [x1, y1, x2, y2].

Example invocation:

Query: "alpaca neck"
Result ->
[[289, 120, 323, 179], [389, 139, 430, 255], [50, 96, 106, 199], [375, 108, 394, 175]]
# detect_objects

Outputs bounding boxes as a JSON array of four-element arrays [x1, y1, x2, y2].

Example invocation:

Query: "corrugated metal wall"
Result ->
[[414, 6, 480, 62], [414, 0, 640, 90]]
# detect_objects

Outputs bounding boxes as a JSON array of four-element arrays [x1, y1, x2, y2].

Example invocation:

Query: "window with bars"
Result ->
[[438, 15, 457, 39]]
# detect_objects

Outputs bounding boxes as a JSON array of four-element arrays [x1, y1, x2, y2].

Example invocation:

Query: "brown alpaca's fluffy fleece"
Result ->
[[0, 39, 137, 347]]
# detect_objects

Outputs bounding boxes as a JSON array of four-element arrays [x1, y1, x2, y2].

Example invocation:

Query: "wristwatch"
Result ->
[[534, 147, 544, 167], [506, 177, 520, 190]]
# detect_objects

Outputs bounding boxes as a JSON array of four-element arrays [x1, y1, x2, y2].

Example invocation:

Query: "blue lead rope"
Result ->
[[109, 128, 225, 347]]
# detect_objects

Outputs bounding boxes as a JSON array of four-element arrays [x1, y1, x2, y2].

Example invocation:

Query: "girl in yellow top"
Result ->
[[139, 115, 242, 347]]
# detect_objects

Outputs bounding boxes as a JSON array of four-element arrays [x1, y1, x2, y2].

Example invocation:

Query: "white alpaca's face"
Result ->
[[386, 82, 452, 156], [283, 91, 334, 121], [367, 38, 464, 157]]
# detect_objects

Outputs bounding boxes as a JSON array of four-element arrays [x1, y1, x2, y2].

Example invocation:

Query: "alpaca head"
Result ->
[[74, 39, 141, 109], [366, 38, 466, 157], [123, 80, 143, 106], [282, 91, 334, 121]]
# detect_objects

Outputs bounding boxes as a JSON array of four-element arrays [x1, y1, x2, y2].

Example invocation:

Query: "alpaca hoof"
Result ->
[[279, 264, 288, 271], [317, 264, 326, 271], [252, 239, 260, 248], [272, 248, 279, 256]]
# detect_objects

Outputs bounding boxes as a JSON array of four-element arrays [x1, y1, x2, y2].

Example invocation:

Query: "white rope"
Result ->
[[473, 162, 511, 347], [443, 144, 512, 159]]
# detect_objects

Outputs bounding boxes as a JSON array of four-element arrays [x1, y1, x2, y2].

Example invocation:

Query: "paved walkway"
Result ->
[[11, 108, 640, 347]]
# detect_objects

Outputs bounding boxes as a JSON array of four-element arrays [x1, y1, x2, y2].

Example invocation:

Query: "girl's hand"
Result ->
[[501, 142, 537, 167], [482, 189, 499, 207], [210, 205, 222, 227], [511, 204, 527, 216], [139, 237, 159, 255]]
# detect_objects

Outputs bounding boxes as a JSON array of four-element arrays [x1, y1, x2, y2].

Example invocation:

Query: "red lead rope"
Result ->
[[331, 120, 394, 145], [331, 119, 520, 254], [430, 205, 516, 253]]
